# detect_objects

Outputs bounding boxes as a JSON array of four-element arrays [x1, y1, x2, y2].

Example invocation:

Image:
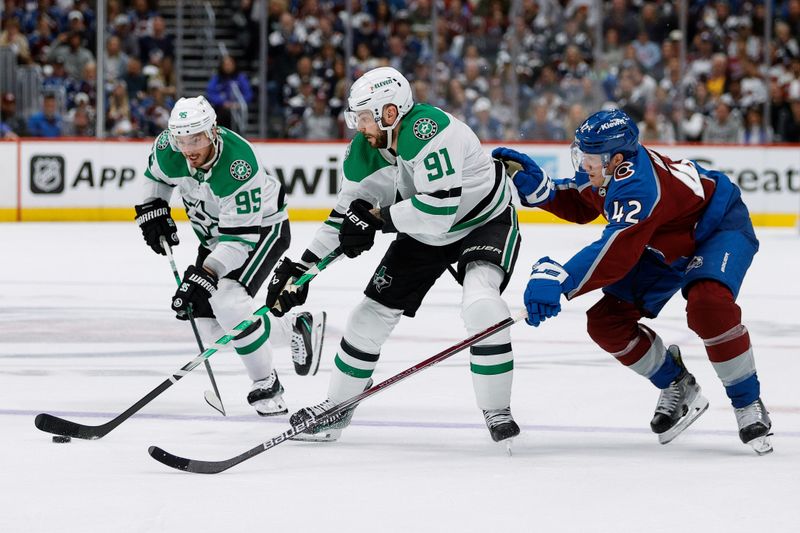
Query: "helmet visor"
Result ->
[[570, 142, 609, 173], [172, 131, 212, 151], [344, 109, 376, 130]]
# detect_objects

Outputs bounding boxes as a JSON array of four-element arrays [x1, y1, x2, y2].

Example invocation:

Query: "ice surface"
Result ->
[[1, 222, 798, 533]]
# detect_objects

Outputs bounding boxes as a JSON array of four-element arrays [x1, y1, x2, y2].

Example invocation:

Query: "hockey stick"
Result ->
[[148, 309, 528, 474], [161, 237, 226, 416], [33, 248, 344, 440]]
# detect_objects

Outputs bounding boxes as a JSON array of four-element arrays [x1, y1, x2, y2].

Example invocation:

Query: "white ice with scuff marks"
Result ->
[[1, 222, 798, 533]]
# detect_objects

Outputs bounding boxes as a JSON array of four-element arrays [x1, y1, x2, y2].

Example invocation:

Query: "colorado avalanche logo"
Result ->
[[613, 161, 635, 181], [156, 131, 170, 150], [413, 118, 438, 140], [230, 160, 253, 181]]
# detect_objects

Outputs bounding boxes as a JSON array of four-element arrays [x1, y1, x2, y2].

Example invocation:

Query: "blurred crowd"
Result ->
[[2, 0, 800, 144]]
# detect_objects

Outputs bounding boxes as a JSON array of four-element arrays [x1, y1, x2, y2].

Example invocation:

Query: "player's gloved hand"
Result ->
[[265, 258, 309, 317], [172, 265, 218, 319], [524, 257, 570, 327], [491, 147, 554, 207], [339, 199, 384, 258], [134, 198, 179, 255]]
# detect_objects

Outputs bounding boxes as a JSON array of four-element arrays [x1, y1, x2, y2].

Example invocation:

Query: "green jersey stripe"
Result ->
[[239, 224, 280, 285], [219, 234, 259, 247], [411, 196, 458, 215], [449, 184, 507, 233]]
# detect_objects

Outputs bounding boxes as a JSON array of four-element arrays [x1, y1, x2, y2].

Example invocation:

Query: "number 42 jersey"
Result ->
[[542, 145, 745, 299], [142, 126, 286, 276]]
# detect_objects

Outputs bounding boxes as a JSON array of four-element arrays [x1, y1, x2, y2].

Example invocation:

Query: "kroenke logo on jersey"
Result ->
[[30, 155, 65, 194], [413, 118, 438, 140], [230, 160, 253, 181]]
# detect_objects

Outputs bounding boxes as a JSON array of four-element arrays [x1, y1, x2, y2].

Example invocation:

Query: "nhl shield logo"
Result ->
[[413, 118, 438, 140], [372, 266, 392, 292], [156, 131, 170, 150], [30, 155, 65, 194], [230, 160, 253, 181]]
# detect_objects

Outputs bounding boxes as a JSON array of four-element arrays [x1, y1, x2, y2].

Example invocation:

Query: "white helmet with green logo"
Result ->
[[168, 96, 217, 151], [344, 67, 413, 138]]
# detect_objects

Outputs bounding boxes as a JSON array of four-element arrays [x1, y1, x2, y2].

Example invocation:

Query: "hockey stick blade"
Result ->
[[33, 250, 342, 440], [204, 390, 226, 415], [148, 310, 527, 474]]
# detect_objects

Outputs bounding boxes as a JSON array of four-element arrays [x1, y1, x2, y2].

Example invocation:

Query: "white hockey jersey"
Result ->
[[142, 126, 287, 277], [304, 103, 511, 261]]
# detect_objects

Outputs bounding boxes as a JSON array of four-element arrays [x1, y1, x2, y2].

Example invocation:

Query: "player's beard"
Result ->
[[365, 129, 389, 149]]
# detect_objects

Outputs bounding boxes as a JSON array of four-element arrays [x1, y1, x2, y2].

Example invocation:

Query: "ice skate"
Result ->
[[735, 398, 773, 455], [247, 371, 287, 416], [290, 311, 326, 376], [650, 345, 709, 444], [483, 407, 520, 455], [289, 379, 373, 442]]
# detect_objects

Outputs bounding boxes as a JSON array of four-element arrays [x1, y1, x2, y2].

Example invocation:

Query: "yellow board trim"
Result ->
[[1, 207, 798, 227]]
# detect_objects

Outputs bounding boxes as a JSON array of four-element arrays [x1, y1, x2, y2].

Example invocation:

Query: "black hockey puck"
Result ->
[[52, 435, 72, 443]]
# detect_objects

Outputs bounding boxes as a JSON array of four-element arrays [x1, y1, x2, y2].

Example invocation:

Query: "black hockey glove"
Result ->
[[265, 257, 309, 317], [134, 198, 179, 255], [339, 199, 384, 258], [171, 265, 218, 319]]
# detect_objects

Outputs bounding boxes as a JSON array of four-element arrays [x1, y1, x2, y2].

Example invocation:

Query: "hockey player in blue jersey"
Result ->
[[493, 109, 773, 454]]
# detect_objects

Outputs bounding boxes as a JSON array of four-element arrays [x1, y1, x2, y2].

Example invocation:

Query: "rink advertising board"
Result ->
[[0, 139, 798, 226]]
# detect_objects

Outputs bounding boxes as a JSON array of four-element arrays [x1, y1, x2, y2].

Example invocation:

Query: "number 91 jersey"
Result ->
[[143, 126, 286, 251], [545, 145, 735, 299]]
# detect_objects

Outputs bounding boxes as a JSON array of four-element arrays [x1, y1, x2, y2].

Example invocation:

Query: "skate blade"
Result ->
[[747, 434, 774, 456], [253, 397, 288, 417], [289, 428, 341, 442], [658, 394, 710, 445], [310, 311, 326, 376]]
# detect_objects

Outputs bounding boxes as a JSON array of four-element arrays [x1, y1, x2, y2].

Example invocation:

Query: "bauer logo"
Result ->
[[30, 155, 65, 194]]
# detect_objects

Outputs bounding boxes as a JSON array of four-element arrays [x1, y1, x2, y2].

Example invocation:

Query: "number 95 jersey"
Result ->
[[543, 145, 745, 299], [142, 126, 287, 262]]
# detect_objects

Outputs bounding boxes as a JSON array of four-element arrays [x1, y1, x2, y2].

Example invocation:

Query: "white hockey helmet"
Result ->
[[344, 67, 414, 132], [168, 96, 217, 151]]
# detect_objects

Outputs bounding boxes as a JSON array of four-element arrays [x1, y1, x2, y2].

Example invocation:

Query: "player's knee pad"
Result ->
[[586, 295, 642, 352], [686, 280, 741, 339], [461, 262, 510, 340], [194, 317, 224, 344], [343, 297, 403, 355]]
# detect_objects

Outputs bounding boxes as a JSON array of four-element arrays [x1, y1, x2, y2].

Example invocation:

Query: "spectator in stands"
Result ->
[[112, 14, 140, 59], [638, 102, 676, 144], [778, 82, 800, 142], [107, 80, 134, 137], [137, 78, 174, 136], [741, 106, 772, 144], [0, 17, 33, 64], [48, 30, 93, 79], [68, 61, 97, 110], [1, 92, 27, 137], [65, 10, 92, 49], [27, 13, 57, 63], [65, 106, 94, 137], [519, 100, 566, 141], [122, 57, 148, 103], [300, 92, 338, 140], [702, 97, 744, 144], [467, 96, 504, 141], [138, 15, 173, 65], [605, 0, 638, 44], [206, 55, 253, 130], [104, 35, 129, 84], [27, 93, 63, 137], [128, 0, 156, 38]]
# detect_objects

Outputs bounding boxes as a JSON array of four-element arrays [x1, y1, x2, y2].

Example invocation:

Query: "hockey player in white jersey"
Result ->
[[134, 96, 326, 416], [266, 67, 521, 443]]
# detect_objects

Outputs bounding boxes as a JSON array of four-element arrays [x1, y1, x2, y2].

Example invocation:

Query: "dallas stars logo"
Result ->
[[372, 266, 392, 292], [179, 111, 188, 119], [156, 131, 170, 150], [413, 118, 438, 140], [230, 160, 253, 181]]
